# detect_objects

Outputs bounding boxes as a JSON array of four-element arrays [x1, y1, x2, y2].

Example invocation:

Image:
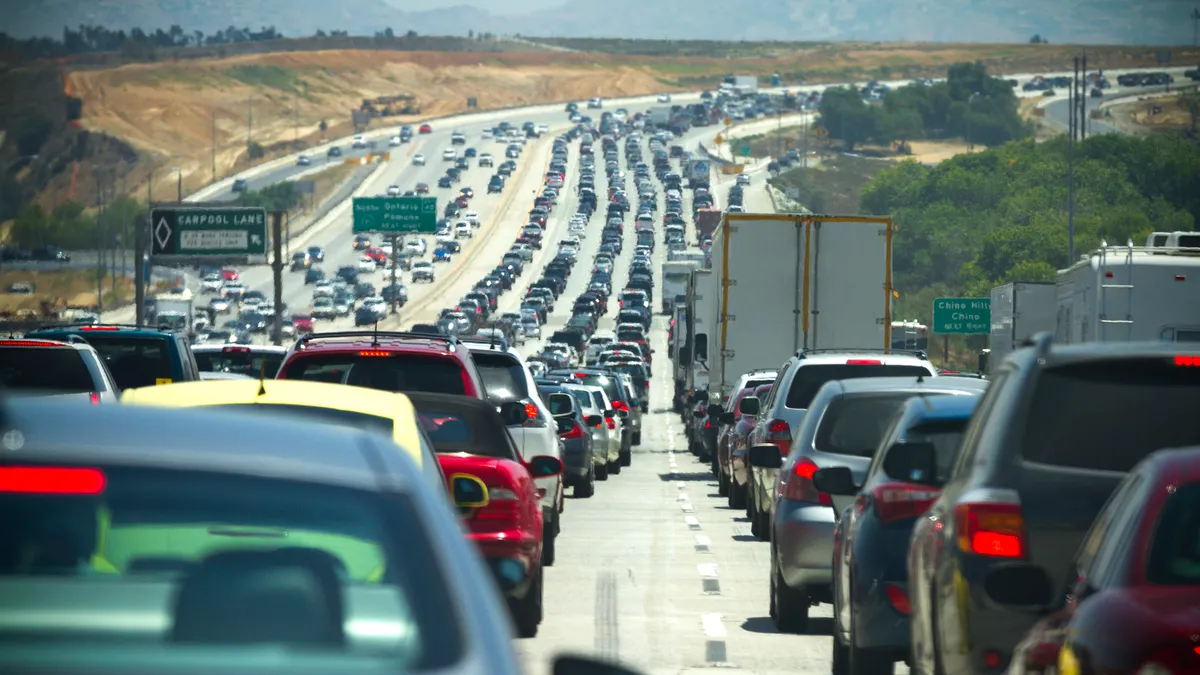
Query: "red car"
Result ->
[[275, 331, 486, 399], [1008, 445, 1200, 675], [418, 123, 432, 134], [717, 382, 772, 505], [408, 391, 563, 638], [220, 268, 239, 281], [364, 248, 387, 266], [290, 313, 313, 334]]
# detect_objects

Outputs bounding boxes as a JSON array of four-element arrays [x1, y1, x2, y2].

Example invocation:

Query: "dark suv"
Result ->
[[276, 330, 486, 399], [908, 334, 1200, 675], [26, 324, 200, 391]]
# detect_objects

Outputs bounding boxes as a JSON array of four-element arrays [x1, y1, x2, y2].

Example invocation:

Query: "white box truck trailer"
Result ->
[[1055, 234, 1200, 344], [988, 281, 1057, 371], [708, 213, 894, 397], [662, 260, 700, 315]]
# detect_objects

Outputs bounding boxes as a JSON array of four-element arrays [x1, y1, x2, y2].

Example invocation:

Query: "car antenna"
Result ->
[[373, 319, 380, 347], [256, 361, 268, 398], [916, 372, 925, 384]]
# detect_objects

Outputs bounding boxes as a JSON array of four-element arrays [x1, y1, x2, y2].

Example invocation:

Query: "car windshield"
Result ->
[[1021, 358, 1200, 472], [785, 364, 932, 409], [1146, 482, 1200, 586], [193, 351, 283, 378], [408, 399, 518, 461], [815, 392, 929, 457], [280, 353, 467, 395], [0, 346, 94, 393], [67, 335, 173, 391], [0, 464, 457, 668]]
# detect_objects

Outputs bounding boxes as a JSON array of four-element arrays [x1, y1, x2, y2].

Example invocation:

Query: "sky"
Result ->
[[384, 0, 564, 13]]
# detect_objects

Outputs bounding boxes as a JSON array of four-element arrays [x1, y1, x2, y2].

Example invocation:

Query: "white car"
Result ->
[[386, 185, 401, 196], [311, 281, 334, 299], [454, 221, 472, 239], [200, 274, 223, 293], [521, 316, 542, 340], [657, 93, 671, 103], [388, 135, 401, 147], [352, 134, 367, 148], [412, 154, 426, 166], [463, 210, 480, 227], [379, 240, 394, 256], [736, 173, 751, 186], [411, 261, 435, 283], [442, 148, 457, 161], [357, 256, 376, 274], [404, 239, 427, 256]]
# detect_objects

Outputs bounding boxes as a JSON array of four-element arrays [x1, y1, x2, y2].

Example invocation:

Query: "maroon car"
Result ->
[[1009, 445, 1200, 675]]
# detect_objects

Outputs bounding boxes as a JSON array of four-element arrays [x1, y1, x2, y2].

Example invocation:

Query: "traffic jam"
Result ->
[[0, 90, 1198, 675]]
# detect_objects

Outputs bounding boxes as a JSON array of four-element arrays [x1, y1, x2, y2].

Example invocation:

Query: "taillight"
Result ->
[[705, 420, 711, 429], [763, 418, 792, 456], [523, 401, 546, 428], [0, 466, 107, 494], [884, 583, 910, 615], [780, 457, 832, 506], [561, 421, 584, 439], [869, 483, 941, 525], [474, 484, 521, 522], [606, 417, 616, 430], [954, 493, 1027, 558], [89, 392, 100, 405], [613, 400, 629, 413]]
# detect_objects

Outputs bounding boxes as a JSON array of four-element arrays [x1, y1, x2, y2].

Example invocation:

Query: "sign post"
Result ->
[[352, 196, 437, 234], [931, 297, 991, 368]]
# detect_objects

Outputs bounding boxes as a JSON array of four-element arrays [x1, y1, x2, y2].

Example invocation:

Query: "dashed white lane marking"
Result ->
[[677, 492, 690, 502], [684, 515, 702, 529], [677, 481, 686, 489], [701, 612, 727, 638], [681, 503, 694, 513], [694, 535, 711, 553], [697, 563, 719, 579]]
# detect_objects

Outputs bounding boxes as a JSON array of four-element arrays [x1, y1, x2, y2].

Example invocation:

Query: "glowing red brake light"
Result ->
[[561, 421, 584, 439], [884, 583, 910, 615], [0, 467, 107, 494], [525, 403, 539, 419], [79, 326, 119, 331], [359, 350, 391, 357], [605, 417, 615, 430], [1175, 355, 1200, 367], [954, 501, 1027, 558], [89, 392, 101, 405], [223, 346, 251, 353], [0, 340, 68, 347], [574, 372, 589, 378], [870, 482, 941, 524], [779, 456, 832, 505], [612, 400, 629, 412], [846, 359, 882, 365]]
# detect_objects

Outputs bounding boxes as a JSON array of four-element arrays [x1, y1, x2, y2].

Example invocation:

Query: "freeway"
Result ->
[[1041, 77, 1195, 136]]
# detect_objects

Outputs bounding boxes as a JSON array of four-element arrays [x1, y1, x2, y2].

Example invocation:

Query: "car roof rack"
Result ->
[[795, 348, 928, 361], [458, 334, 510, 352], [31, 323, 151, 332], [296, 330, 457, 349]]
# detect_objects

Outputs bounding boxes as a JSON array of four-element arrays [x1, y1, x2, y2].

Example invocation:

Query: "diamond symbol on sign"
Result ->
[[154, 217, 172, 251]]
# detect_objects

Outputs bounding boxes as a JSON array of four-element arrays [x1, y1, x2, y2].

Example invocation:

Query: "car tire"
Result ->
[[619, 447, 631, 467], [728, 480, 746, 509], [832, 632, 850, 675], [718, 466, 729, 496], [574, 467, 595, 498], [541, 518, 557, 567], [608, 459, 621, 476], [749, 487, 765, 539], [849, 608, 893, 675], [632, 431, 641, 446], [711, 452, 720, 478], [512, 567, 543, 639], [770, 544, 810, 634], [595, 462, 609, 481]]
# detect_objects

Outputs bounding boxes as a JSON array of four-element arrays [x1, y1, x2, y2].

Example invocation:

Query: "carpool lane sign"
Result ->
[[151, 207, 268, 256], [932, 297, 991, 334]]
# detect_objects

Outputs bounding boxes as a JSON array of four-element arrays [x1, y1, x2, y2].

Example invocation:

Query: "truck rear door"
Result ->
[[808, 218, 890, 350]]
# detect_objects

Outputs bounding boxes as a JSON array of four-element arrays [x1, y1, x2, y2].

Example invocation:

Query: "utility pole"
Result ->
[[113, 166, 124, 293], [175, 166, 182, 202], [1068, 56, 1078, 266], [270, 211, 285, 345], [389, 235, 400, 315], [1192, 8, 1200, 46], [134, 214, 146, 327], [1080, 53, 1088, 142], [95, 168, 106, 313], [247, 97, 253, 157], [212, 109, 218, 183]]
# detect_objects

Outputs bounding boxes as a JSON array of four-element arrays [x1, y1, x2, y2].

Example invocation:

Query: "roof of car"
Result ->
[[1, 397, 411, 492], [906, 392, 983, 421], [288, 330, 462, 355], [191, 344, 287, 354], [28, 324, 173, 338], [830, 375, 989, 396]]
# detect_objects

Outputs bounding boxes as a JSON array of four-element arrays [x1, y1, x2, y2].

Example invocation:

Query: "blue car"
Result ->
[[433, 247, 452, 263], [822, 393, 983, 674]]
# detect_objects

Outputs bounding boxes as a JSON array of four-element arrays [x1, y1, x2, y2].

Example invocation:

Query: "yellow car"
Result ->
[[121, 379, 445, 492]]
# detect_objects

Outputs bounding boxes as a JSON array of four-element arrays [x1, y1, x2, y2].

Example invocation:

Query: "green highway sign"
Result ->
[[150, 207, 267, 257], [932, 297, 991, 334], [353, 196, 437, 234]]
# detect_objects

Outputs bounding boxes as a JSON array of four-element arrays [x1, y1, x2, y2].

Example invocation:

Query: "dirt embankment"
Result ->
[[65, 50, 671, 201]]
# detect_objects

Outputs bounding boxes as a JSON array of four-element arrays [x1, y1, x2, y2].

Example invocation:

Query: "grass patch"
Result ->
[[0, 268, 134, 312], [768, 154, 890, 215], [225, 64, 304, 93]]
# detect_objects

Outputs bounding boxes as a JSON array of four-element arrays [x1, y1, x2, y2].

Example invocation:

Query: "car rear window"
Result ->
[[1146, 482, 1200, 586], [0, 347, 94, 393], [193, 351, 283, 378], [785, 364, 932, 409], [0, 464, 460, 668], [892, 418, 973, 484], [1021, 359, 1200, 472], [281, 353, 467, 395], [815, 392, 928, 457], [409, 407, 518, 461], [74, 335, 174, 390], [607, 363, 648, 384], [471, 352, 529, 404]]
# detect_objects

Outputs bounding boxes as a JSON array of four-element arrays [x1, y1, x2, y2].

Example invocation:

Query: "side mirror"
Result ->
[[747, 444, 783, 469], [450, 473, 489, 508], [706, 403, 724, 417], [691, 390, 709, 404], [692, 409, 705, 419], [528, 455, 564, 478], [555, 416, 576, 435], [499, 401, 532, 427], [553, 654, 645, 675], [604, 409, 616, 418], [882, 441, 940, 485], [651, 349, 656, 354], [616, 408, 629, 419], [547, 392, 575, 417], [738, 396, 760, 416], [719, 411, 736, 425], [812, 467, 858, 496], [585, 414, 603, 426]]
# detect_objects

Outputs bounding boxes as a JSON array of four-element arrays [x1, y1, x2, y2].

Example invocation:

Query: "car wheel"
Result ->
[[849, 605, 893, 675], [749, 487, 765, 539], [718, 466, 729, 496], [541, 516, 557, 567], [575, 466, 595, 498], [607, 459, 621, 476], [595, 461, 609, 481], [770, 544, 810, 633], [832, 630, 850, 675], [511, 567, 543, 638], [710, 452, 720, 478], [729, 479, 746, 509], [632, 431, 641, 446]]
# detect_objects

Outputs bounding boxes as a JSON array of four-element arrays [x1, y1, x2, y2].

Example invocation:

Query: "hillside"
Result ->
[[2, 0, 1192, 45]]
